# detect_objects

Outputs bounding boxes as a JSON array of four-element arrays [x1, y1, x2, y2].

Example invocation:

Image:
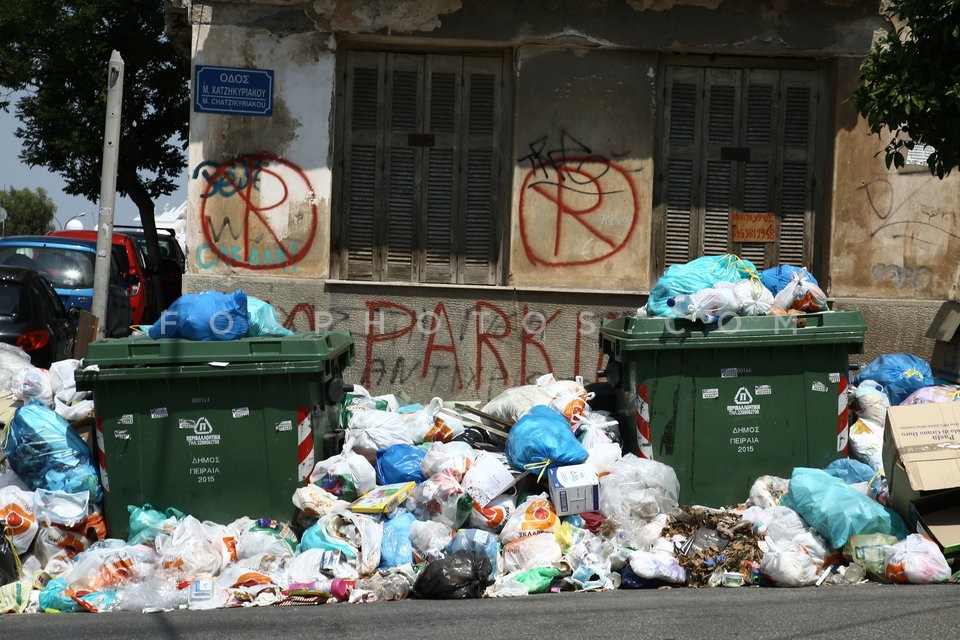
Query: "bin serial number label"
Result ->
[[731, 425, 759, 454]]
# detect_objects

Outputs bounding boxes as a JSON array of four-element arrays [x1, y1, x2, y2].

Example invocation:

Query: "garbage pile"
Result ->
[[2, 288, 960, 615], [639, 254, 826, 321]]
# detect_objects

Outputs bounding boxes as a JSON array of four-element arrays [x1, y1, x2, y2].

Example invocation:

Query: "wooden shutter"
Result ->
[[661, 67, 702, 270], [777, 72, 817, 267], [703, 69, 739, 257], [341, 52, 381, 280], [459, 57, 501, 285], [384, 55, 421, 281]]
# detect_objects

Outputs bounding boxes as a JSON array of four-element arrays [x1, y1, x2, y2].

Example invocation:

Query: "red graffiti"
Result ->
[[365, 301, 417, 388], [283, 302, 317, 331], [519, 156, 639, 267], [421, 302, 463, 390], [199, 153, 318, 270], [475, 301, 511, 389]]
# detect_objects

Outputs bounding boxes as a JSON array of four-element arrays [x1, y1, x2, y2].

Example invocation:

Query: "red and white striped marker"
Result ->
[[95, 415, 109, 493], [837, 376, 849, 454], [297, 407, 314, 482], [633, 384, 653, 459]]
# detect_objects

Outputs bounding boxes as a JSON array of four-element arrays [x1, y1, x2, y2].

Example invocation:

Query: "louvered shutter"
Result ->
[[777, 72, 817, 267], [661, 67, 702, 269], [384, 55, 421, 281], [341, 52, 381, 280], [736, 70, 778, 270], [459, 57, 501, 285], [703, 69, 739, 257]]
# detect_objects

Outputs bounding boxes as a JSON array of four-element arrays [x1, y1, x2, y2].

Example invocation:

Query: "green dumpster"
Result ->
[[76, 331, 354, 539], [599, 312, 865, 507]]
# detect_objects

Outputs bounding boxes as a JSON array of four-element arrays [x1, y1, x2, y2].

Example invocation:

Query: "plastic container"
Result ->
[[76, 331, 354, 539], [599, 312, 865, 506]]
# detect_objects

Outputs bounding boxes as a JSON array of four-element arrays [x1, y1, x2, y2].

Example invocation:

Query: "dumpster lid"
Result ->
[[599, 311, 866, 350], [81, 330, 354, 367]]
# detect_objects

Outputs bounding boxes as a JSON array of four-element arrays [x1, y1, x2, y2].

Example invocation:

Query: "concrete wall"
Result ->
[[177, 0, 957, 399]]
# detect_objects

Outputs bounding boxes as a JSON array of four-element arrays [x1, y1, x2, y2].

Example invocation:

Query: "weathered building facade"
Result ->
[[165, 0, 960, 400]]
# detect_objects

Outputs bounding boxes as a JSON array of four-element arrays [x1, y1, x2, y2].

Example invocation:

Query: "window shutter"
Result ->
[[703, 70, 739, 257], [459, 57, 501, 285], [384, 55, 421, 281], [777, 73, 818, 267], [661, 67, 703, 268], [342, 52, 382, 280], [421, 56, 460, 283]]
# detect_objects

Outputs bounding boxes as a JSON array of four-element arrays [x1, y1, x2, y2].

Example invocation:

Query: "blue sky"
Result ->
[[0, 103, 187, 230]]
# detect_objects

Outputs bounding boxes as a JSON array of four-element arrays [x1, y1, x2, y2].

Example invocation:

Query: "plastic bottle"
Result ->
[[355, 573, 410, 601], [666, 294, 696, 317]]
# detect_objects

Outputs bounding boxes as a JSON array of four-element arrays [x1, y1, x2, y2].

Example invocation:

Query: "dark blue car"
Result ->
[[0, 236, 132, 337]]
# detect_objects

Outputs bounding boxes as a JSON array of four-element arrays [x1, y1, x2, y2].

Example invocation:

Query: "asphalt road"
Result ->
[[2, 583, 957, 640]]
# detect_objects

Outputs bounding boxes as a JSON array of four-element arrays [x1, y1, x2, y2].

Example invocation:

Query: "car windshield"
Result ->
[[0, 246, 95, 289], [0, 282, 21, 316]]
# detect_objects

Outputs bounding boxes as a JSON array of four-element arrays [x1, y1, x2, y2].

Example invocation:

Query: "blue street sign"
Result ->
[[194, 65, 274, 116]]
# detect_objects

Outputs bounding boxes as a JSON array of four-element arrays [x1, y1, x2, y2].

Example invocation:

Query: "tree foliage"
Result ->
[[853, 0, 960, 178], [0, 0, 189, 300], [0, 187, 57, 236]]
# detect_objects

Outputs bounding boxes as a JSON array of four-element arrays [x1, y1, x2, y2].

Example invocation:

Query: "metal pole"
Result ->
[[92, 51, 124, 340]]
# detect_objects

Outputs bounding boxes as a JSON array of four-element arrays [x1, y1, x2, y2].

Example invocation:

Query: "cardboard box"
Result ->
[[883, 403, 960, 522], [350, 482, 415, 514], [547, 464, 599, 516], [925, 301, 960, 383], [908, 488, 960, 565]]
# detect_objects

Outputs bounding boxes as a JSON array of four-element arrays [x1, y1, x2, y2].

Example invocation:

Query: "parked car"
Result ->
[[0, 266, 77, 368], [48, 229, 158, 325], [0, 236, 133, 337], [115, 225, 185, 308]]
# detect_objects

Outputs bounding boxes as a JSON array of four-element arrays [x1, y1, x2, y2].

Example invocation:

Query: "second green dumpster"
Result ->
[[599, 312, 866, 507], [76, 330, 354, 539]]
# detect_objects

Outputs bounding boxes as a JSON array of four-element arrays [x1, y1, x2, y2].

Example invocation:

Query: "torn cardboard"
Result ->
[[925, 301, 960, 384]]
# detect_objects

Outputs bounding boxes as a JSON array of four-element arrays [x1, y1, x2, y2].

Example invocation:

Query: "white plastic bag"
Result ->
[[628, 548, 687, 584], [855, 381, 890, 425], [420, 441, 476, 483], [770, 268, 828, 314], [469, 493, 517, 533], [599, 454, 679, 524], [883, 534, 951, 584], [292, 484, 350, 518], [12, 366, 53, 407], [499, 494, 559, 544], [744, 475, 790, 508], [848, 418, 884, 472], [0, 486, 38, 553], [33, 488, 90, 528], [717, 279, 775, 317], [0, 343, 31, 397], [409, 520, 454, 563], [157, 516, 226, 578], [760, 538, 819, 587], [407, 398, 466, 444], [502, 532, 562, 573], [344, 410, 412, 463], [34, 524, 90, 566], [307, 449, 376, 501]]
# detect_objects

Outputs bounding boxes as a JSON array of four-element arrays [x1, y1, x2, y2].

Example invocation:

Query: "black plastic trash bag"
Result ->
[[1, 525, 22, 587], [413, 550, 492, 599]]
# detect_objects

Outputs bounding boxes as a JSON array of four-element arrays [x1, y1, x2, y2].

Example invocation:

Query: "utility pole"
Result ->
[[92, 50, 124, 340]]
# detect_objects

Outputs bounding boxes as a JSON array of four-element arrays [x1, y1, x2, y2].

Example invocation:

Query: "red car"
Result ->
[[48, 230, 158, 325]]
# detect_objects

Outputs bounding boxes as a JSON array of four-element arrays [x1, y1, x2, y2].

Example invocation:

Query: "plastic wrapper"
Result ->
[[376, 444, 427, 485], [744, 475, 789, 508], [246, 296, 293, 337], [235, 519, 298, 562], [344, 410, 412, 464], [648, 254, 759, 318], [280, 548, 350, 588], [2, 400, 102, 501], [308, 449, 376, 501], [300, 511, 381, 576], [380, 511, 416, 569], [843, 533, 898, 581], [854, 380, 890, 424], [824, 458, 876, 485], [0, 486, 38, 554], [883, 534, 952, 584], [13, 366, 54, 407], [505, 405, 588, 476], [760, 538, 819, 587], [412, 550, 492, 599], [156, 516, 226, 578], [744, 505, 832, 566], [780, 467, 908, 548], [627, 549, 686, 585], [900, 384, 960, 405], [420, 441, 475, 483], [499, 494, 559, 544], [114, 574, 189, 612], [848, 418, 884, 472], [468, 493, 516, 533], [0, 343, 31, 397], [66, 540, 159, 591], [149, 290, 249, 341], [598, 454, 679, 525], [854, 353, 934, 406], [405, 471, 473, 529], [407, 398, 466, 444], [34, 524, 89, 566], [409, 520, 454, 564], [769, 268, 828, 314], [501, 532, 560, 574]]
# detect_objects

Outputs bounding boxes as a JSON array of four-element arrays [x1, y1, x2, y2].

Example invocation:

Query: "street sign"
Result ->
[[194, 65, 274, 117]]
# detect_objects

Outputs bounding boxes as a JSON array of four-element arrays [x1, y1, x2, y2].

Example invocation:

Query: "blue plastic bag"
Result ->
[[506, 405, 588, 475], [780, 467, 908, 548], [127, 504, 186, 546], [3, 401, 102, 502], [300, 518, 357, 558], [760, 265, 819, 296], [648, 254, 759, 317], [247, 296, 293, 337], [380, 511, 416, 569], [855, 353, 934, 406], [376, 444, 427, 485], [823, 458, 876, 485], [148, 290, 248, 341]]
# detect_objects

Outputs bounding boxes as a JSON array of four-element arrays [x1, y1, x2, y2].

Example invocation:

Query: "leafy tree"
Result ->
[[0, 0, 190, 304], [854, 0, 960, 178], [0, 187, 56, 236]]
